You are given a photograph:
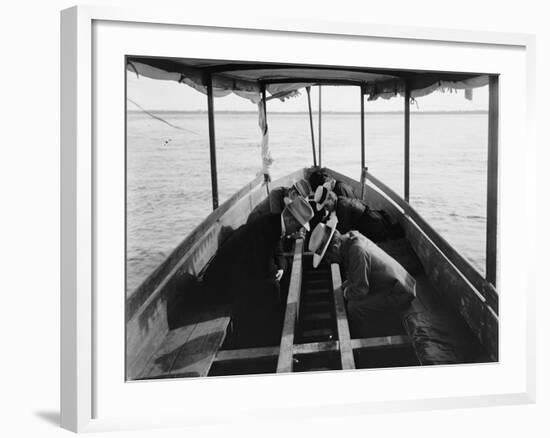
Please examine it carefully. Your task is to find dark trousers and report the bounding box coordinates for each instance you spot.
[346,285,415,338]
[230,279,282,348]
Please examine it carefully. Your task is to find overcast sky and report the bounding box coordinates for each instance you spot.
[126,71,488,113]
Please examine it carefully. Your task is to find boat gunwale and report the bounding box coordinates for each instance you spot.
[126,173,263,322]
[328,168,498,315]
[367,170,498,314]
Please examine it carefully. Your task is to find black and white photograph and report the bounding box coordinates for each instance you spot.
[3,0,547,435]
[125,56,499,380]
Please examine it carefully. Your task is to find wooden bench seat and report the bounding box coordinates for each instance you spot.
[138,305,231,379]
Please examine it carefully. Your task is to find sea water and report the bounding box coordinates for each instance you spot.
[126,111,488,295]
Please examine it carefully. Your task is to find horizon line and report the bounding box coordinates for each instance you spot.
[127,109,489,115]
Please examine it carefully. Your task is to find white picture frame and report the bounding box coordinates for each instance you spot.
[60,4,536,433]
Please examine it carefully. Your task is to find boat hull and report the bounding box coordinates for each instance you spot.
[126,167,498,379]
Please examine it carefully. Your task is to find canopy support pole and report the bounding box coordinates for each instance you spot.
[486,75,499,286]
[404,81,411,203]
[318,85,322,167]
[306,86,317,166]
[261,84,270,195]
[206,74,219,210]
[360,85,366,199]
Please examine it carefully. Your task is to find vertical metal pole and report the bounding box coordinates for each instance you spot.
[306,86,317,166]
[261,83,270,195]
[206,74,219,210]
[404,81,411,202]
[318,85,322,167]
[261,85,267,119]
[486,75,499,286]
[360,85,366,173]
[360,85,366,199]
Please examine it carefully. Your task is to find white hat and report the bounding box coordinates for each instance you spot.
[313,183,333,211]
[283,196,314,231]
[308,218,337,268]
[292,179,313,199]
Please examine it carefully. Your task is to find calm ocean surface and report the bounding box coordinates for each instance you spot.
[126,111,488,296]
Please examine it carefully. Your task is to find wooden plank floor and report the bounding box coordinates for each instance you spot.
[276,239,304,373]
[330,264,355,370]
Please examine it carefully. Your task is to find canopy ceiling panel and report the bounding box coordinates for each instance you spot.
[127,56,490,102]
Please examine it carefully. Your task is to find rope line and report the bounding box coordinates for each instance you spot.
[127,97,200,135]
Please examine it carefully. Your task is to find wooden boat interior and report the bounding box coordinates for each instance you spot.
[126,166,498,380]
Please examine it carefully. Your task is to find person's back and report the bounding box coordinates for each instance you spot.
[333,180,356,198]
[247,187,287,223]
[308,168,328,192]
[308,168,356,198]
[339,231,415,338]
[203,213,284,302]
[202,213,286,347]
[335,196,365,234]
[341,231,415,303]
[335,196,391,242]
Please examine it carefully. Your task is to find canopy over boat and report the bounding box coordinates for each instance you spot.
[127,56,489,103]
